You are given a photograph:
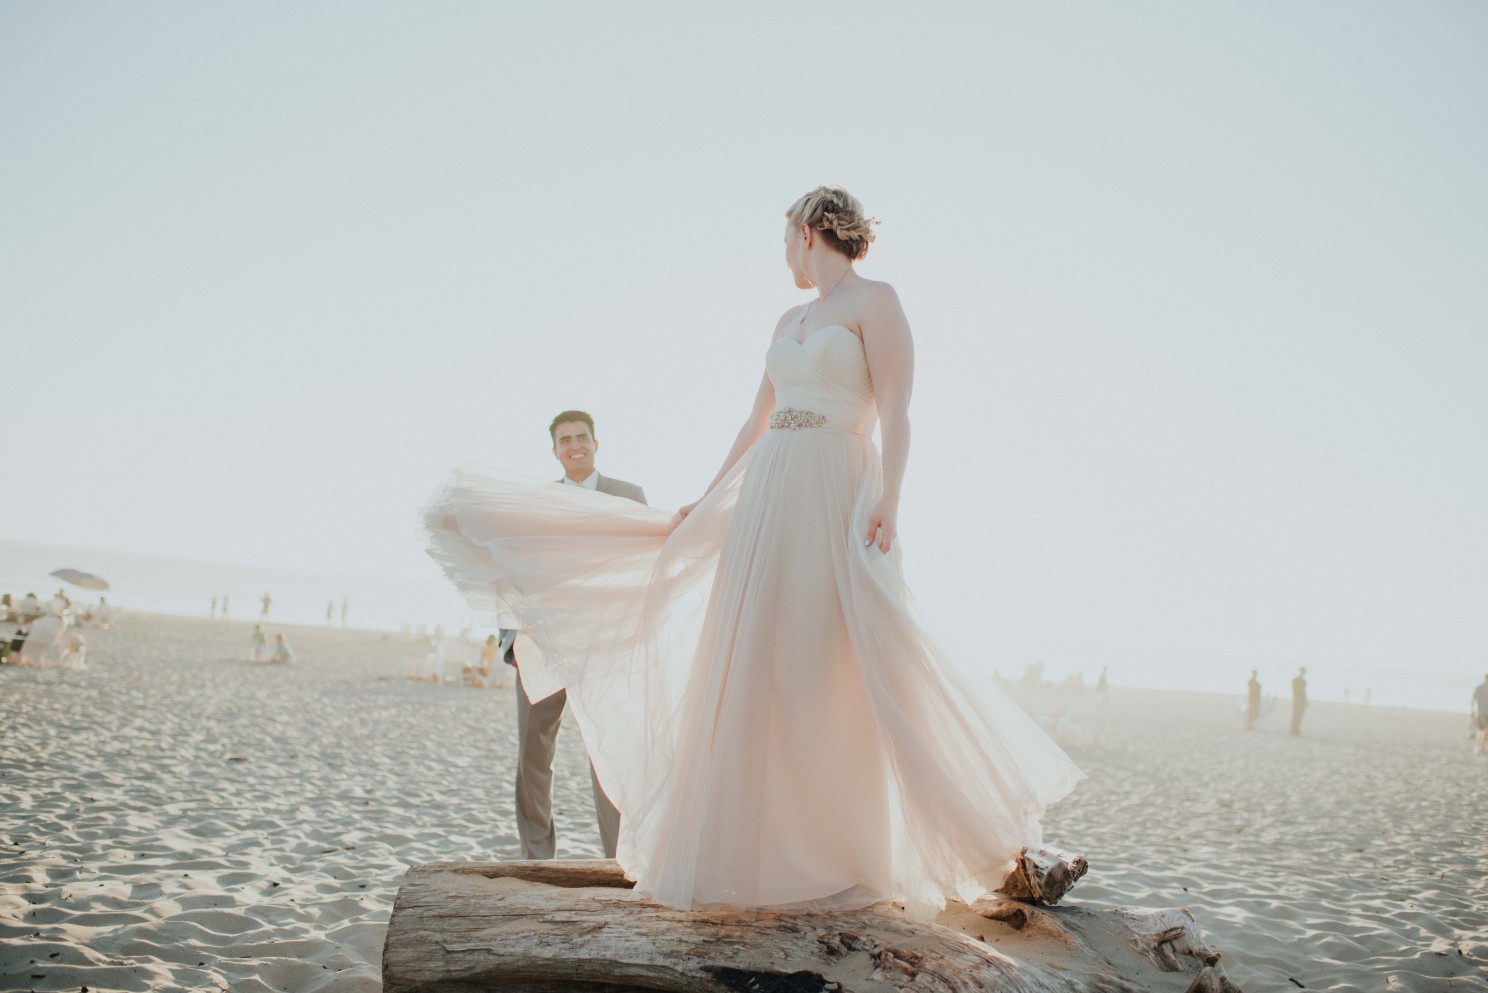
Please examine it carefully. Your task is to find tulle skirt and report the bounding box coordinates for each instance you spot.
[422,427,1082,919]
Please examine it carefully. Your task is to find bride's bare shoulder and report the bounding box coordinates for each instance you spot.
[853,276,901,304]
[772,304,809,340]
[851,278,908,327]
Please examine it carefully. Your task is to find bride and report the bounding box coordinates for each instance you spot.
[423,185,1082,919]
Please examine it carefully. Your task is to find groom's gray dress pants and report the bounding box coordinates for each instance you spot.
[514,667,621,859]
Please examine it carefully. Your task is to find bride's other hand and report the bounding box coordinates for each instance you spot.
[674,499,703,524]
[865,498,898,553]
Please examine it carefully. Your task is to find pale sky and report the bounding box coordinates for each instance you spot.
[3,2,1485,704]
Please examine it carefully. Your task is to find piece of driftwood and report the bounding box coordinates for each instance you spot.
[995,846,1089,905]
[1182,965,1241,993]
[1113,907,1220,972]
[383,860,1240,993]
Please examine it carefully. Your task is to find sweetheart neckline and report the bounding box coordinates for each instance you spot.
[778,324,862,349]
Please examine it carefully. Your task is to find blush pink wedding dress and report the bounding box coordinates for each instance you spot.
[422,323,1082,919]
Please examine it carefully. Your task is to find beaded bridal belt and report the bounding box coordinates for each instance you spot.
[769,407,829,430]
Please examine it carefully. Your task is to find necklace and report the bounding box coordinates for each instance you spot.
[796,268,852,327]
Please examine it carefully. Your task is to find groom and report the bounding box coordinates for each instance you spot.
[503,410,645,860]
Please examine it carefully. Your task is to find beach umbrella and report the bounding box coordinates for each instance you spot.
[49,568,110,591]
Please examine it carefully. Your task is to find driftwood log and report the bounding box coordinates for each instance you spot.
[383,860,1240,993]
[996,847,1089,905]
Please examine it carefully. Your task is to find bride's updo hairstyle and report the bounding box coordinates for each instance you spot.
[786,186,878,261]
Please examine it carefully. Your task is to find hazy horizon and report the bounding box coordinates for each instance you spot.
[4,3,1485,705]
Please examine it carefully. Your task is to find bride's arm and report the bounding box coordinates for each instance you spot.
[696,370,776,494]
[860,283,914,552]
[676,313,797,519]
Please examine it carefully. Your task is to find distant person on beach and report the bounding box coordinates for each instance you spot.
[461,635,499,687]
[1096,666,1108,696]
[249,624,269,663]
[1246,670,1261,731]
[210,596,218,618]
[222,595,230,618]
[326,599,334,625]
[260,592,272,618]
[7,623,31,665]
[500,410,643,860]
[340,596,348,628]
[0,594,13,623]
[271,633,295,665]
[1291,667,1308,736]
[58,630,87,668]
[476,634,498,684]
[20,592,41,622]
[1472,675,1488,756]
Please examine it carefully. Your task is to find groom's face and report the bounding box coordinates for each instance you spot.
[553,421,597,475]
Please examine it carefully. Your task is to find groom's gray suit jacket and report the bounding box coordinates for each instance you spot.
[500,472,646,666]
[586,473,647,506]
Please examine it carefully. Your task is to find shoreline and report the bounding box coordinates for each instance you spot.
[49,608,1488,719]
[4,536,1478,714]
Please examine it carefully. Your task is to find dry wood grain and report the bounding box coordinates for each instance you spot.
[383,860,1238,993]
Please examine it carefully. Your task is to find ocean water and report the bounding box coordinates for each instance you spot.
[0,538,476,635]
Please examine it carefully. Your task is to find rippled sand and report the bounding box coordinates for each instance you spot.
[1030,683,1488,991]
[0,614,602,992]
[1,613,1484,991]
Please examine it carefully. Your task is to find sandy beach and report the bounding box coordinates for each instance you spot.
[1,613,1484,992]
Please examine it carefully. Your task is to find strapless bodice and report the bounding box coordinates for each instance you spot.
[765,325,876,437]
